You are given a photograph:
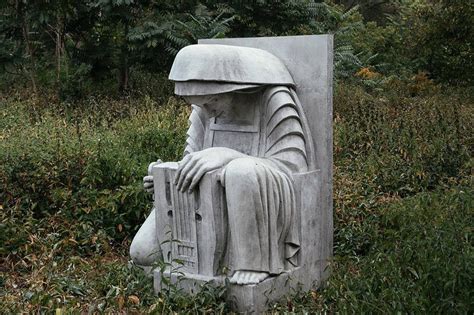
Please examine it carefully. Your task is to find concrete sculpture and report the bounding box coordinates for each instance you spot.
[130,35,333,312]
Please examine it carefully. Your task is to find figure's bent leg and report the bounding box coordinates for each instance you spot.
[223,158,273,284]
[130,208,161,267]
[224,158,267,271]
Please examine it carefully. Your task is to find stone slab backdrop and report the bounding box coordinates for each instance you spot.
[151,35,333,313]
[200,35,334,279]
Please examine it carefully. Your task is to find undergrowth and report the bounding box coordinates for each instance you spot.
[0,80,472,313]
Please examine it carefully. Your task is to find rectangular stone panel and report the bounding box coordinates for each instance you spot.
[199,35,334,275]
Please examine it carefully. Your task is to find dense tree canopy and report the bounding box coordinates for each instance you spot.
[0,0,472,97]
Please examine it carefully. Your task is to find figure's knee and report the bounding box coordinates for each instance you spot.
[224,158,259,186]
[130,209,161,266]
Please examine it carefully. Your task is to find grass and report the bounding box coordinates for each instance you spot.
[272,187,473,313]
[0,79,473,313]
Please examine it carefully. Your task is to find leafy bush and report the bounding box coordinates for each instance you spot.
[334,81,472,198]
[355,0,474,84]
[308,2,365,78]
[2,79,472,312]
[392,0,474,85]
[273,188,473,313]
[1,96,188,256]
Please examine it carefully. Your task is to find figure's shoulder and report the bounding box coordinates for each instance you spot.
[190,104,205,118]
[189,105,208,126]
[184,105,208,156]
[263,86,300,121]
[263,86,294,106]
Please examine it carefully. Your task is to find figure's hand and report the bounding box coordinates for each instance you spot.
[174,147,245,192]
[143,160,162,194]
[143,175,154,193]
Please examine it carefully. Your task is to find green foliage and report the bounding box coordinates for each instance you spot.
[57,63,93,102]
[396,0,473,85]
[307,2,366,78]
[350,0,474,84]
[1,0,474,312]
[273,188,473,313]
[269,81,473,313]
[2,80,472,313]
[334,81,472,197]
[1,96,188,250]
[130,4,235,58]
[167,4,235,55]
[1,0,473,92]
[225,0,316,37]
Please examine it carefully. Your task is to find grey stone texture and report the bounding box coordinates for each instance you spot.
[130,35,333,313]
[199,37,334,276]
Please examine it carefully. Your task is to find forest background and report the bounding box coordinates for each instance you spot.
[1,0,472,313]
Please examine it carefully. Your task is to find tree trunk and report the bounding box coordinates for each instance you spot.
[17,0,38,96]
[55,14,65,100]
[119,55,129,93]
[118,22,130,94]
[56,17,61,83]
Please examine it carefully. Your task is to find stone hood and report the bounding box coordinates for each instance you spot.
[169,44,295,87]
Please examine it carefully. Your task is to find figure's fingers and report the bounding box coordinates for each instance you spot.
[177,158,200,190]
[144,183,154,193]
[143,175,153,182]
[143,176,154,192]
[174,154,191,185]
[177,158,194,190]
[145,187,154,193]
[144,181,153,187]
[188,165,211,192]
[180,161,205,192]
[174,155,191,184]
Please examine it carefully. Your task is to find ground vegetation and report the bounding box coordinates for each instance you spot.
[1,0,472,313]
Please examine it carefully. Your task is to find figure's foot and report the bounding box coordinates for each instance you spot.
[229,270,269,285]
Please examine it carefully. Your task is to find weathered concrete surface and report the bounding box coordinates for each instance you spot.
[169,44,295,86]
[153,170,324,313]
[130,35,333,313]
[200,34,334,284]
[129,208,160,266]
[154,267,314,314]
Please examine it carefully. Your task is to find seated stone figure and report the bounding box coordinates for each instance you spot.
[130,44,315,285]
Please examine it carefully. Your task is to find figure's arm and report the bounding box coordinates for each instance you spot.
[174,147,285,193]
[143,105,207,193]
[174,147,246,192]
[174,89,310,192]
[184,105,207,156]
[263,88,309,174]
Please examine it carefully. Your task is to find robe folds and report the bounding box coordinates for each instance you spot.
[184,86,311,274]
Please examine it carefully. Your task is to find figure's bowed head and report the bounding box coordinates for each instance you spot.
[175,89,253,193]
[183,93,233,118]
[143,88,249,195]
[145,43,299,194]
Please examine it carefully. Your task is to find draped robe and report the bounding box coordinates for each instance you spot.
[184,86,310,274]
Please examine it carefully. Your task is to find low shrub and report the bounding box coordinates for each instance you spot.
[273,187,473,313]
[1,96,188,257]
[1,81,472,312]
[335,81,472,197]
[332,81,473,260]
